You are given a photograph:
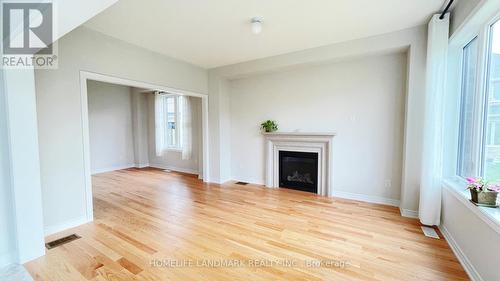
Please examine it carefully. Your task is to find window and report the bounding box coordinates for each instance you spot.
[456,19,500,185]
[483,20,500,184]
[166,95,179,148]
[457,37,479,178]
[155,93,183,155]
[155,93,193,158]
[486,121,500,145]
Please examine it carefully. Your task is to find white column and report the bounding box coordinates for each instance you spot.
[265,138,273,187]
[2,68,45,263]
[131,89,149,167]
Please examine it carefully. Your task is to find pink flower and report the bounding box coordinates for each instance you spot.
[466,177,478,184]
[488,185,500,192]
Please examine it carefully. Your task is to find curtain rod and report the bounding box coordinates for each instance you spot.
[439,0,454,20]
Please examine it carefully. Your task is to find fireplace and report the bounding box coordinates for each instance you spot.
[279,151,318,193]
[264,132,335,196]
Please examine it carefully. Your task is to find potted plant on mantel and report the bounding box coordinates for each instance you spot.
[261,120,278,133]
[466,177,500,207]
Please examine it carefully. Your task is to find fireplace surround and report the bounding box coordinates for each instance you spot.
[264,132,335,196]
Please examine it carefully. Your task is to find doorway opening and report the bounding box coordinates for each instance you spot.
[79,71,209,221]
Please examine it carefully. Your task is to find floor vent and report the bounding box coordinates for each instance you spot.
[421,226,440,239]
[45,234,81,249]
[235,181,249,185]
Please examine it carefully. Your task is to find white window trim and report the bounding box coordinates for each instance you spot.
[457,36,480,178]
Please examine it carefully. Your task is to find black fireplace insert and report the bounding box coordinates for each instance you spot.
[279,151,318,193]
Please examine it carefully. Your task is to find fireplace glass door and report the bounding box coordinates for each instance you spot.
[279,151,318,193]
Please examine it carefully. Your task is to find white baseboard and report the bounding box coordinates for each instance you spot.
[400,208,419,218]
[44,216,90,237]
[208,177,222,184]
[226,180,401,208]
[149,163,199,175]
[91,163,136,175]
[0,252,15,268]
[0,263,34,281]
[439,225,483,281]
[135,163,150,168]
[219,177,233,184]
[331,190,400,207]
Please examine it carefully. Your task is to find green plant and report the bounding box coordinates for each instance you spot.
[260,120,278,133]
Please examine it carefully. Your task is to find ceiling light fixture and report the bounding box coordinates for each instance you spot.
[251,17,263,34]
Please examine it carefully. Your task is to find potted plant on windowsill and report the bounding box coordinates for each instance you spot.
[466,177,500,208]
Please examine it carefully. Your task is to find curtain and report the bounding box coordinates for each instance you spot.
[154,92,167,157]
[419,14,449,226]
[179,95,192,160]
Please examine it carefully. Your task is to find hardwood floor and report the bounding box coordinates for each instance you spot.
[25,168,469,281]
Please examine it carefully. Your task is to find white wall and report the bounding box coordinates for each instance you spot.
[229,53,406,201]
[441,187,500,281]
[2,68,46,263]
[35,26,207,232]
[87,81,135,174]
[450,0,482,36]
[131,88,150,168]
[53,0,119,40]
[0,70,16,267]
[147,95,202,174]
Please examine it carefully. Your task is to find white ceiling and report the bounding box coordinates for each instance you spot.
[84,0,445,68]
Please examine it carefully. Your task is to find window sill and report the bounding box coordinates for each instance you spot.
[442,178,500,234]
[166,148,183,153]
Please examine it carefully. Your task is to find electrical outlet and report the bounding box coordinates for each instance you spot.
[384,180,392,188]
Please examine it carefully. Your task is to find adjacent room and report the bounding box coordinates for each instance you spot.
[1,0,499,281]
[86,80,203,177]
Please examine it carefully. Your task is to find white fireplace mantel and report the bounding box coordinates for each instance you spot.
[263,132,336,196]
